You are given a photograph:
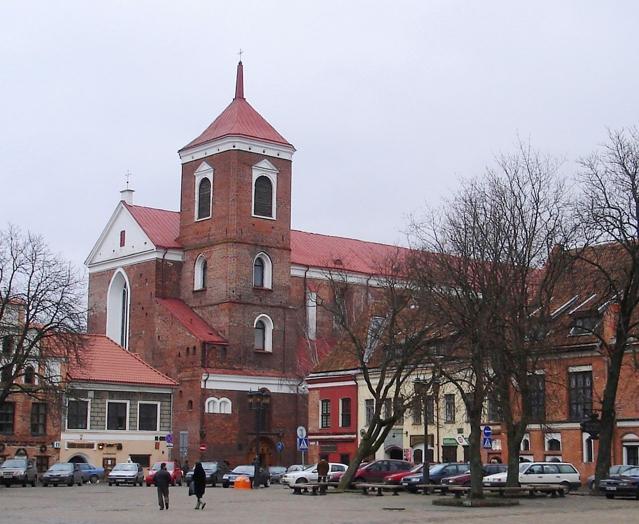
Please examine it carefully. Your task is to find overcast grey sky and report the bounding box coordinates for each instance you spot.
[1,1,638,270]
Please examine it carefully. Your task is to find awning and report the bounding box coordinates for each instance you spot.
[442,438,458,446]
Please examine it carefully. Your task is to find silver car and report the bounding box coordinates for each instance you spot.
[107,463,144,486]
[0,457,38,487]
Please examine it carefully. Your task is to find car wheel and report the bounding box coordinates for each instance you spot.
[605,493,614,499]
[211,480,216,488]
[108,482,113,486]
[560,481,571,494]
[42,482,48,487]
[146,482,151,487]
[90,475,98,484]
[264,478,270,488]
[295,478,308,484]
[31,479,37,487]
[22,481,27,487]
[178,479,182,486]
[223,482,229,488]
[53,483,58,487]
[77,480,82,486]
[68,479,74,487]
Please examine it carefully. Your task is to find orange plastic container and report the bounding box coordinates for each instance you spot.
[234,475,251,489]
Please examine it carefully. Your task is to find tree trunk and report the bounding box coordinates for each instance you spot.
[506,423,525,487]
[468,422,484,498]
[338,437,374,490]
[594,339,625,489]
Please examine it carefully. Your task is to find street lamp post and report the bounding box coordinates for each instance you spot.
[248,388,271,489]
[416,375,440,488]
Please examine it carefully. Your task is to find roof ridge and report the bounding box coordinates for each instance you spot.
[125,202,179,214]
[292,229,409,250]
[120,344,178,386]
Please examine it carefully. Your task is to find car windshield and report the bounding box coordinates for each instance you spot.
[519,463,531,473]
[1,459,26,468]
[409,464,423,473]
[151,463,173,471]
[429,465,445,474]
[113,464,138,471]
[622,467,639,477]
[231,466,254,474]
[202,462,218,470]
[269,466,286,474]
[303,464,317,472]
[49,464,73,471]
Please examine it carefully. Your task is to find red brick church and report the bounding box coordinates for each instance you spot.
[85,61,389,466]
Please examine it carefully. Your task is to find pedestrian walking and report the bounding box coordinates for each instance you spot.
[192,462,207,510]
[155,462,172,510]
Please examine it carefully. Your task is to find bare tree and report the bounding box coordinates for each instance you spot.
[0,225,86,406]
[314,254,439,490]
[410,144,571,495]
[574,128,639,489]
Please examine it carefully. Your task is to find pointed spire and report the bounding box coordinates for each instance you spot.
[234,61,244,100]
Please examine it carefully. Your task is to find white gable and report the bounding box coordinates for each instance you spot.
[85,203,155,269]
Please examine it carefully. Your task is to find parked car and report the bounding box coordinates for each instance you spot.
[441,463,507,488]
[76,463,105,484]
[108,463,144,486]
[280,462,348,486]
[600,466,639,499]
[145,461,182,486]
[348,459,413,483]
[588,465,636,490]
[268,466,287,484]
[483,462,581,491]
[222,465,270,488]
[0,457,38,487]
[184,461,229,487]
[384,463,423,484]
[286,464,305,474]
[42,463,83,487]
[400,463,470,492]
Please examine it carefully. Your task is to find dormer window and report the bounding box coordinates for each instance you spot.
[570,315,599,336]
[194,161,214,221]
[251,159,278,219]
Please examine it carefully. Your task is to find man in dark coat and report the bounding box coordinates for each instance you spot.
[155,463,172,510]
[192,462,206,510]
[317,458,329,495]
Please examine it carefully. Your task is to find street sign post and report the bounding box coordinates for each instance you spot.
[483,426,492,438]
[165,433,173,445]
[296,426,307,439]
[482,437,493,449]
[297,436,309,467]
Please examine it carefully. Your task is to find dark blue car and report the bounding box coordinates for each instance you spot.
[601,466,639,499]
[76,463,105,483]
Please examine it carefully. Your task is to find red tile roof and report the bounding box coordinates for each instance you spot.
[157,298,227,344]
[125,203,180,249]
[290,230,410,275]
[180,62,291,151]
[123,204,407,276]
[68,335,177,387]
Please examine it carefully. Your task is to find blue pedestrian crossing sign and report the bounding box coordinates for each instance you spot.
[297,437,309,451]
[482,437,493,449]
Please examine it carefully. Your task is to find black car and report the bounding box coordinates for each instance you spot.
[185,461,230,487]
[268,466,287,484]
[600,466,639,499]
[42,463,83,487]
[222,465,271,488]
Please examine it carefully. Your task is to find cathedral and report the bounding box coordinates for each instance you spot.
[85,61,395,466]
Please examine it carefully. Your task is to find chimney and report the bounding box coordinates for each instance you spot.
[120,188,135,205]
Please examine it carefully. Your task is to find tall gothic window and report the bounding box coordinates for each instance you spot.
[253,315,273,352]
[107,270,130,349]
[194,255,207,290]
[253,257,264,287]
[254,320,266,350]
[252,253,272,289]
[197,177,212,219]
[253,176,273,217]
[569,370,592,420]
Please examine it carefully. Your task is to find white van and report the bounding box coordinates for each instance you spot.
[483,462,581,490]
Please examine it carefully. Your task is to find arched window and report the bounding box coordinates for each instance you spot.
[187,400,193,411]
[106,269,130,349]
[24,366,35,385]
[253,176,273,217]
[253,252,272,289]
[197,178,211,219]
[547,438,561,451]
[194,161,213,220]
[194,255,207,290]
[205,398,219,413]
[219,398,232,414]
[254,314,273,352]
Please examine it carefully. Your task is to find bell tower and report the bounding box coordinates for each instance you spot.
[177,61,296,372]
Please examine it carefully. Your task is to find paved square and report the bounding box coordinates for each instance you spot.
[1,483,638,524]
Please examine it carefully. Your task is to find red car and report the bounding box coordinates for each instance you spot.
[384,463,423,484]
[145,461,183,487]
[440,463,507,489]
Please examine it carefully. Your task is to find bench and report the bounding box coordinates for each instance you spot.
[355,483,404,496]
[289,481,338,495]
[413,483,446,494]
[449,484,566,499]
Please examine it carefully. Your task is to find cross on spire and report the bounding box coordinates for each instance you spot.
[238,48,243,63]
[125,170,132,189]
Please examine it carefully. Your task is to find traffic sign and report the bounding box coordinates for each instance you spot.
[482,437,493,449]
[276,441,285,453]
[297,437,309,451]
[483,426,492,438]
[296,426,307,439]
[165,433,173,445]
[455,435,467,446]
[199,443,207,452]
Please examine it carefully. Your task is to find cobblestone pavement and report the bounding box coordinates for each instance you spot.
[1,483,638,524]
